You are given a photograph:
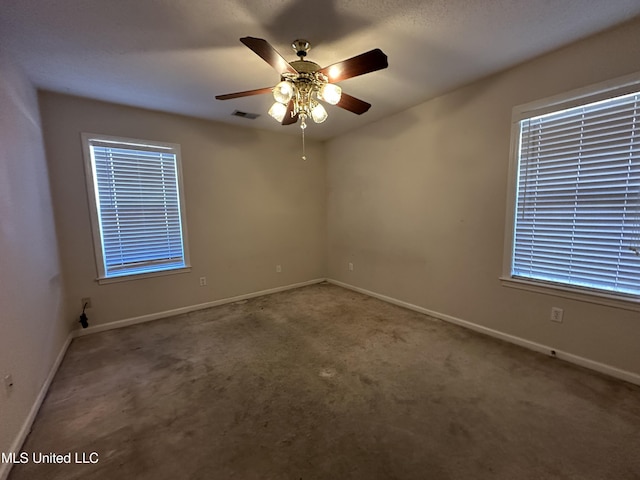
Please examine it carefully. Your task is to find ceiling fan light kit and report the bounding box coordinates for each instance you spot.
[216,37,388,159]
[267,41,341,128]
[267,101,288,122]
[272,80,294,104]
[319,83,342,105]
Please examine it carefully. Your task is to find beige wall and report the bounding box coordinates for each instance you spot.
[326,19,640,375]
[0,53,70,460]
[39,93,326,326]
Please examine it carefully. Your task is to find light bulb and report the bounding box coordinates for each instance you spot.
[311,103,328,123]
[319,83,342,105]
[273,81,294,104]
[268,102,287,122]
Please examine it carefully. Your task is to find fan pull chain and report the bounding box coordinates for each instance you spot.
[300,114,307,160]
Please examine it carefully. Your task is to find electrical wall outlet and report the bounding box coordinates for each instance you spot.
[276,265,282,273]
[348,262,354,271]
[4,374,14,394]
[199,276,207,287]
[81,297,92,309]
[550,307,564,323]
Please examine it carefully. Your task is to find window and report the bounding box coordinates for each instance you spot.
[82,133,190,283]
[504,76,640,304]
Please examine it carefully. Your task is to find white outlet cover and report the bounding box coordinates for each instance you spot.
[550,307,564,322]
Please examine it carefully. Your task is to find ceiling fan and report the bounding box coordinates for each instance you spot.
[216,37,388,132]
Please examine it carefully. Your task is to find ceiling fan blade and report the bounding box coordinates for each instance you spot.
[282,100,298,125]
[215,87,273,100]
[240,37,298,75]
[336,93,371,115]
[318,49,388,82]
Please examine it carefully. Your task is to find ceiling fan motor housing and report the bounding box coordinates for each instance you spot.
[289,60,322,74]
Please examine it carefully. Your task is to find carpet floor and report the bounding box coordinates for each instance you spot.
[8,283,640,479]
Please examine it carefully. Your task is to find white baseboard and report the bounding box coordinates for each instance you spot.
[74,278,326,337]
[0,332,74,480]
[327,279,640,387]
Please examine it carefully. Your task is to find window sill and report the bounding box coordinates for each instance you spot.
[499,276,640,312]
[97,266,192,285]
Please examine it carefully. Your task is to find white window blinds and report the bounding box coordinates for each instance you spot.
[513,91,640,297]
[87,138,188,278]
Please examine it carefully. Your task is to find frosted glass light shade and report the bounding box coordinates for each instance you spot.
[320,83,342,105]
[273,81,294,104]
[311,103,328,123]
[268,102,287,122]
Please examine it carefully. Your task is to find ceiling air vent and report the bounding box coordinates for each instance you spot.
[232,110,260,120]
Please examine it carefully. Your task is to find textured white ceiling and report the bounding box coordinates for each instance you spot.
[2,0,639,139]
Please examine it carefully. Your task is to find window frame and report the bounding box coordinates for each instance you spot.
[501,72,640,312]
[81,133,191,284]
